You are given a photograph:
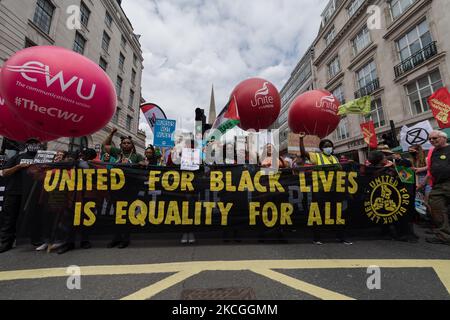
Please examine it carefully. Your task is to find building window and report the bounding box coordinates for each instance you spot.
[328,56,340,79]
[80,2,91,28]
[397,20,433,62]
[126,116,133,131]
[119,53,125,71]
[133,54,138,67]
[356,60,378,92]
[113,107,120,124]
[116,76,123,97]
[102,31,111,52]
[335,117,350,141]
[325,27,336,46]
[121,35,127,49]
[128,90,135,107]
[365,98,386,128]
[33,0,55,34]
[99,57,108,71]
[69,137,88,153]
[321,0,336,25]
[105,11,113,28]
[390,0,416,20]
[332,85,345,104]
[406,70,443,115]
[352,26,371,56]
[73,32,86,54]
[131,69,137,84]
[348,0,365,17]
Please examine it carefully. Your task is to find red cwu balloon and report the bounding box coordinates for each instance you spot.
[1,46,117,137]
[0,68,60,142]
[288,89,341,139]
[231,78,281,131]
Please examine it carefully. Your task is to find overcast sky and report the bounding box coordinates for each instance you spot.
[122,0,328,144]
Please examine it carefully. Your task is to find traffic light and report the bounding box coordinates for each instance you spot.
[195,108,208,135]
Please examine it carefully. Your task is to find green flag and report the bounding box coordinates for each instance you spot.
[395,166,416,184]
[338,96,372,116]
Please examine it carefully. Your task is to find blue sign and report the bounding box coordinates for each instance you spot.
[153,119,176,147]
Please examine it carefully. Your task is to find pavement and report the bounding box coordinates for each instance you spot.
[0,225,449,300]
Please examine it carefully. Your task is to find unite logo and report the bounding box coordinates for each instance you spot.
[6,61,96,101]
[315,95,338,113]
[251,82,274,108]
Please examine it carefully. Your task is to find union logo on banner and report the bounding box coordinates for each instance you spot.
[428,87,450,129]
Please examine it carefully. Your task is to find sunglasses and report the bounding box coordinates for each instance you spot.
[429,137,441,141]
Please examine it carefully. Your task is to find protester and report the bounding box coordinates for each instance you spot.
[57,148,97,254]
[298,134,352,245]
[53,150,67,163]
[0,139,41,253]
[299,133,339,166]
[425,131,450,245]
[367,151,418,242]
[140,145,159,167]
[35,150,69,252]
[103,128,144,165]
[260,144,288,169]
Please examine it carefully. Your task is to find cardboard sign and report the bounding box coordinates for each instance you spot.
[288,133,320,154]
[181,148,201,171]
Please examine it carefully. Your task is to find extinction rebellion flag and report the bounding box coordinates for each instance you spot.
[208,95,240,141]
[428,87,450,129]
[360,121,378,149]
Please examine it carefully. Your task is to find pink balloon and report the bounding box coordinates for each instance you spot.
[1,46,117,137]
[0,68,59,142]
[231,78,281,131]
[288,90,341,139]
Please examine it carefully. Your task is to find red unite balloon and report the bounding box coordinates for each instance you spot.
[231,78,281,131]
[1,46,117,137]
[0,68,59,142]
[288,89,341,139]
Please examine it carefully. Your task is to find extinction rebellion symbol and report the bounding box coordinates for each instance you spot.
[364,176,410,224]
[406,128,429,145]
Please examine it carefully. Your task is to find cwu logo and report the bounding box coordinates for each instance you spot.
[6,61,96,101]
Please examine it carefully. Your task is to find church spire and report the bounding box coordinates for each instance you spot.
[208,85,217,125]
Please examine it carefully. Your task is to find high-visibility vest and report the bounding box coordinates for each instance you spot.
[316,153,339,166]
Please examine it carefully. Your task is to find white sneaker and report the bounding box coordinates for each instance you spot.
[181,233,189,244]
[36,243,49,252]
[188,233,196,244]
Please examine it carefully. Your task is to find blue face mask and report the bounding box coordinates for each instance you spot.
[323,148,333,156]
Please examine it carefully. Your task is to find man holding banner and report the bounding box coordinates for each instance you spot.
[0,139,40,253]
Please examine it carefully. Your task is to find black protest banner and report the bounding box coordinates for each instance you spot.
[15,162,415,238]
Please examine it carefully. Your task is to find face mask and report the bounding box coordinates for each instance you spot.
[323,148,333,156]
[26,144,41,153]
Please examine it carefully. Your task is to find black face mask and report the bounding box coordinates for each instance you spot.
[26,144,41,154]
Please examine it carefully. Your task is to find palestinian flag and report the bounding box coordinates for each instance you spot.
[207,95,240,141]
[395,166,415,184]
